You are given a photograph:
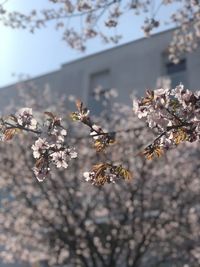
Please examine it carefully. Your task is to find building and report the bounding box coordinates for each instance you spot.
[0,28,200,114]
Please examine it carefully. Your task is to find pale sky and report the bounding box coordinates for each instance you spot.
[0,0,179,87]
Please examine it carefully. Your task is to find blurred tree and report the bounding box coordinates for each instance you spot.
[0,87,200,267]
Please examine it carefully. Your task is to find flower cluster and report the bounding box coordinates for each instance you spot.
[83,163,132,186]
[168,0,200,63]
[90,124,115,152]
[71,100,116,152]
[134,84,200,159]
[15,108,37,130]
[0,108,77,182]
[71,100,90,122]
[71,101,132,184]
[0,108,39,142]
[32,112,77,181]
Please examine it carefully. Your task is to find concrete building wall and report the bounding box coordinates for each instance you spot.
[0,28,200,113]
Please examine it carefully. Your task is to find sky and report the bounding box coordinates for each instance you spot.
[0,0,179,87]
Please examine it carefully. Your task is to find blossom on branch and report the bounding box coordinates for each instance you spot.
[32,138,49,159]
[83,162,132,186]
[0,108,77,182]
[16,108,37,130]
[51,151,68,168]
[134,84,200,159]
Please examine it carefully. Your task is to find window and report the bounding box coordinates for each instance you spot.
[166,59,186,74]
[165,58,188,88]
[88,69,111,115]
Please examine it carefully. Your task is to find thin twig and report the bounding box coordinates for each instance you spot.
[4,122,42,134]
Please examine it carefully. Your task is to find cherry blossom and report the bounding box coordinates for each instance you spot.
[0,106,77,182]
[133,84,200,159]
[32,138,49,159]
[16,108,37,130]
[51,151,69,168]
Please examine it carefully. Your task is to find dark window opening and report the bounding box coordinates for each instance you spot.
[88,69,111,115]
[165,58,188,88]
[166,59,186,75]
